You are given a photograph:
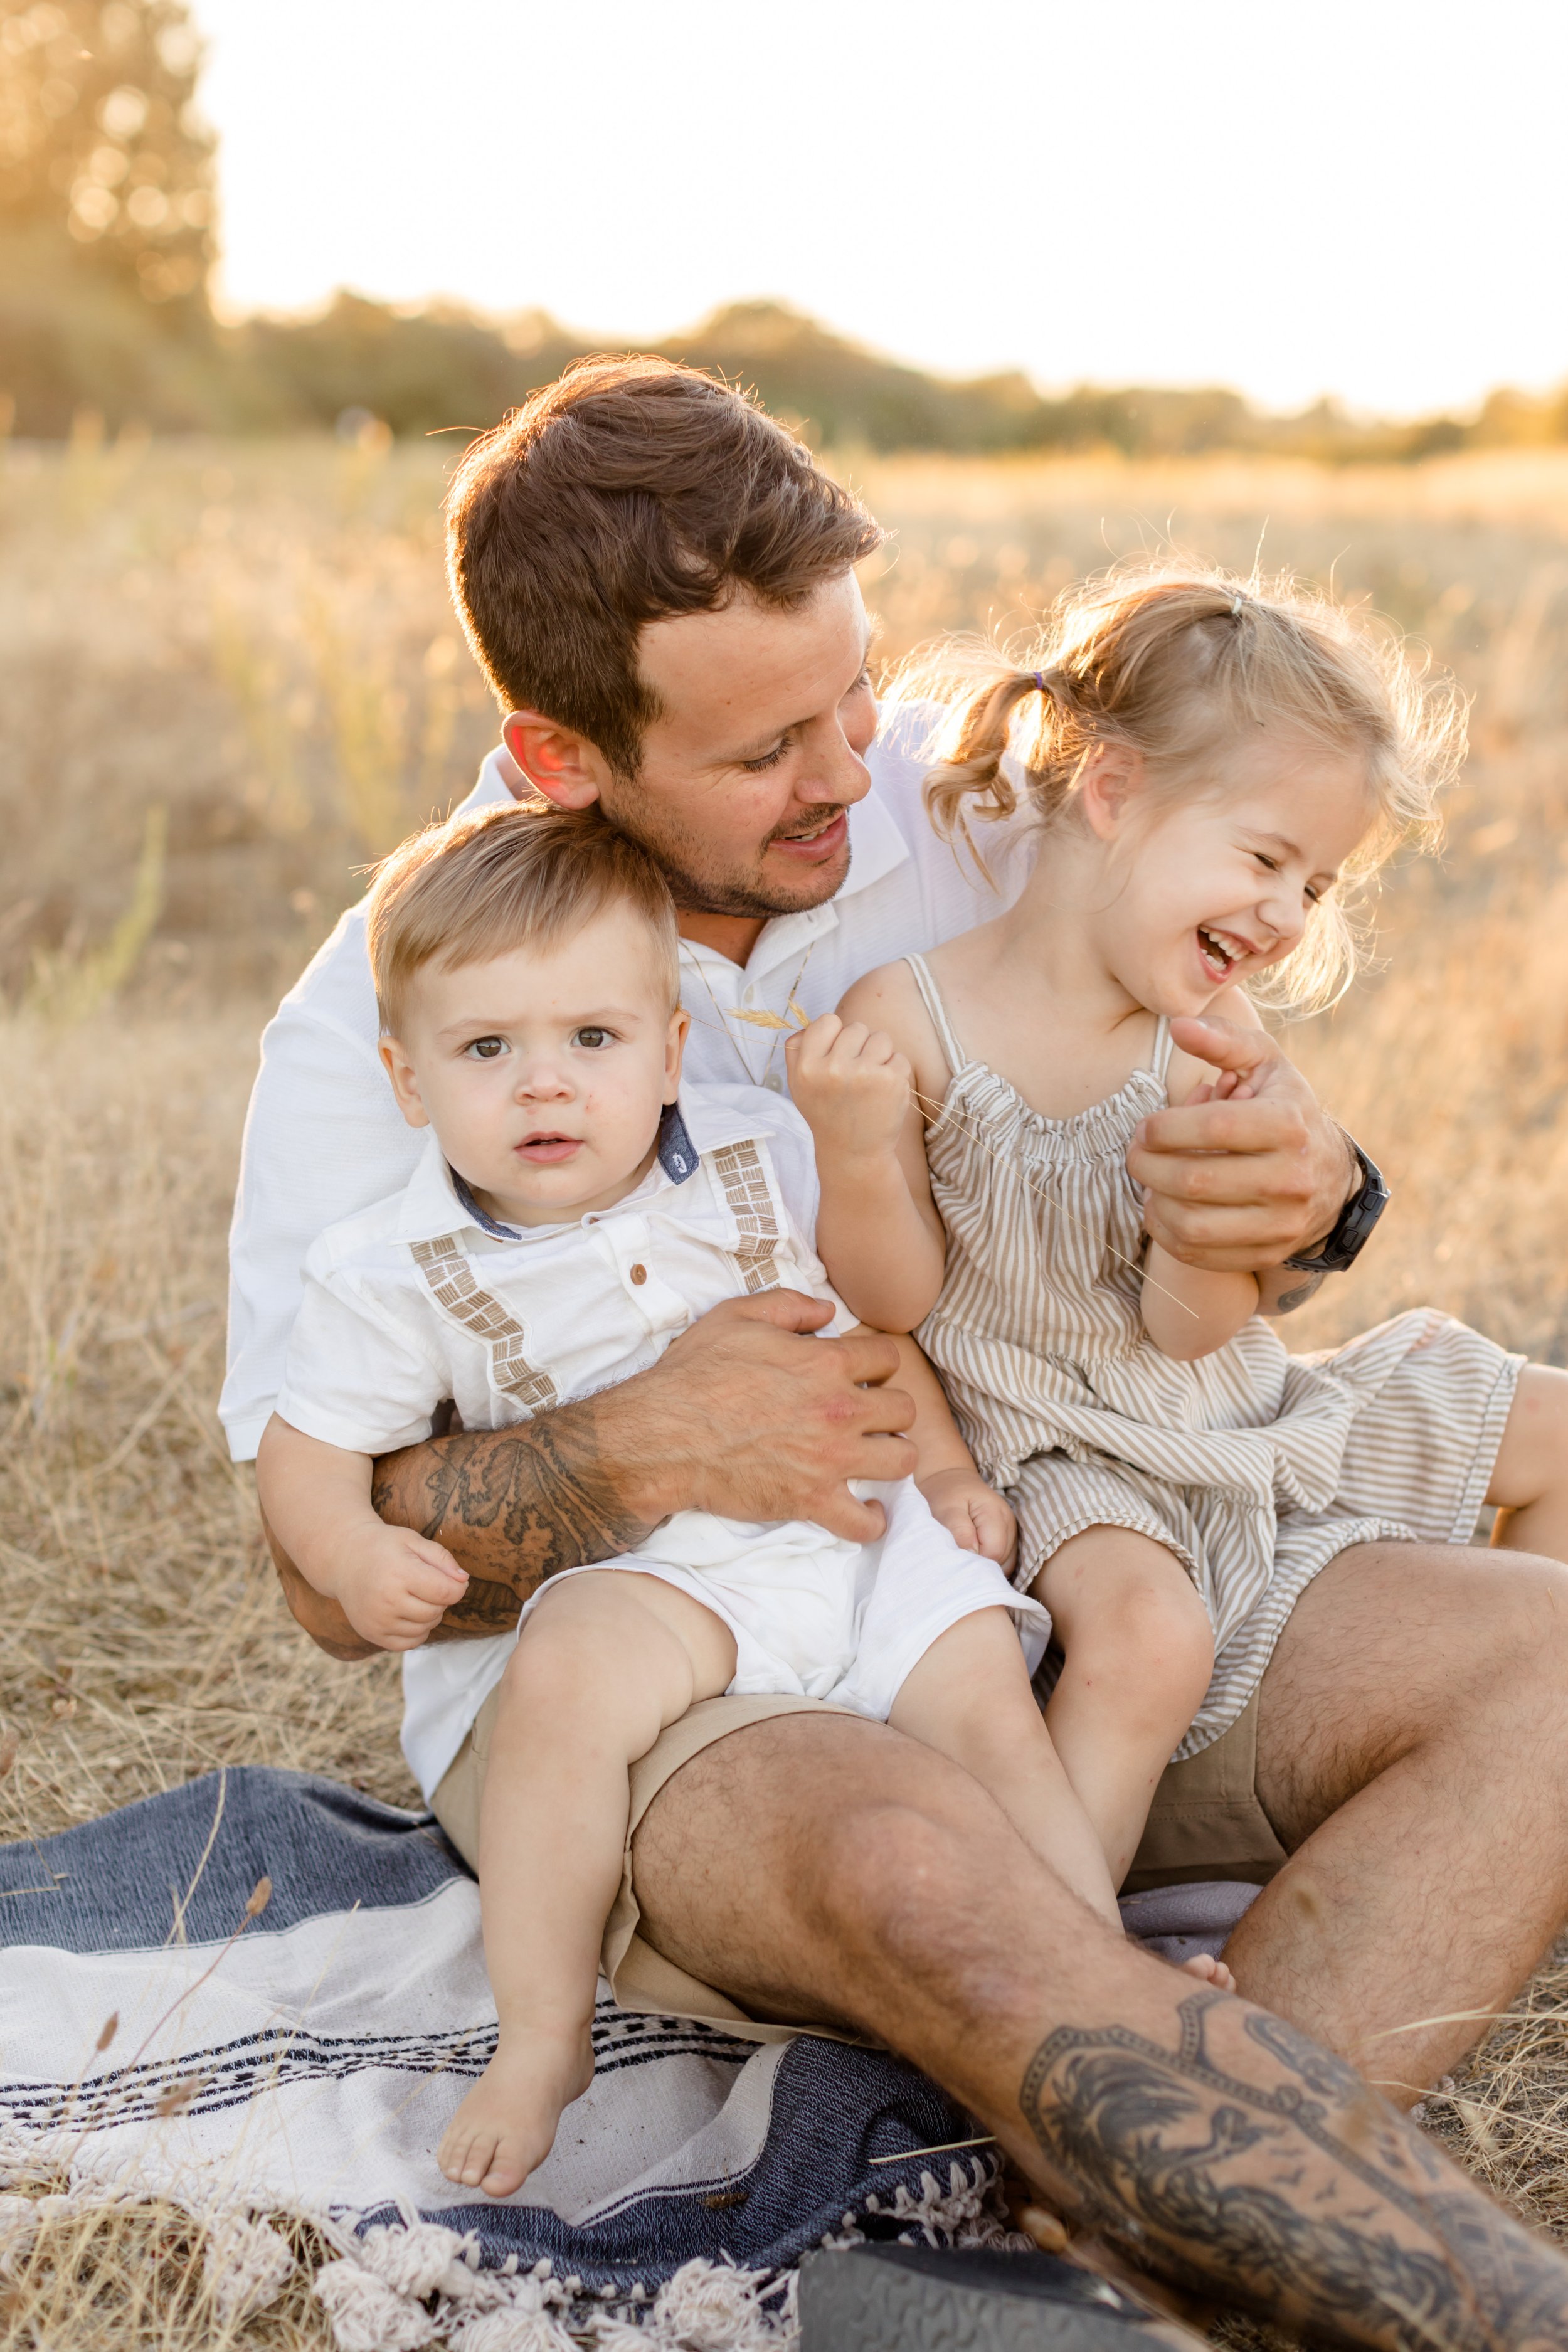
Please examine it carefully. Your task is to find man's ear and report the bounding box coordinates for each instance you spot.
[379,1036,430,1130]
[1077,741,1145,842]
[664,1005,691,1103]
[502,711,611,810]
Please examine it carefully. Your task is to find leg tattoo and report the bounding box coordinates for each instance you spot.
[1021,1992,1568,2349]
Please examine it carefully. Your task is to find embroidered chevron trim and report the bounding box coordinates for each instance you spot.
[710,1139,781,1294]
[410,1234,558,1410]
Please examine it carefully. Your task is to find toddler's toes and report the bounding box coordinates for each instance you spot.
[1178,1952,1236,1993]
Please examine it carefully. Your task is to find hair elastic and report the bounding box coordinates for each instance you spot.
[1032,670,1049,692]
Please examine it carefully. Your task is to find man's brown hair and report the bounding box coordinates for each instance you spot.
[366,802,680,1035]
[444,358,884,778]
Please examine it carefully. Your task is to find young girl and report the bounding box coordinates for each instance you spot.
[788,566,1568,1913]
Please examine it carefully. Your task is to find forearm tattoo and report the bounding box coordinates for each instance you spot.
[1021,1992,1568,2348]
[1274,1269,1327,1316]
[371,1404,658,1628]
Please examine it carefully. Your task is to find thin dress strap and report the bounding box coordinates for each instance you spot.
[903,953,967,1078]
[1149,1014,1175,1086]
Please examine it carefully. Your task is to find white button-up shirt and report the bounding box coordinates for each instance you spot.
[277,1088,852,1460]
[221,702,1033,1460]
[275,1085,857,1797]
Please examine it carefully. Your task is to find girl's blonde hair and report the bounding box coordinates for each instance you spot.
[899,564,1466,1015]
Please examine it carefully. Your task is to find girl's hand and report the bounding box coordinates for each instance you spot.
[918,1466,1017,1569]
[1185,1069,1256,1106]
[786,1013,913,1161]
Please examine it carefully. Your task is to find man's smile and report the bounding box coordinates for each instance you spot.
[765,809,849,865]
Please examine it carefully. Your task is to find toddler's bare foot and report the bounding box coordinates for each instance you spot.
[438,2021,595,2198]
[1179,1952,1236,1993]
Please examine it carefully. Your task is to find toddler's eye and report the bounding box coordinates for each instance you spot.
[1252,850,1281,874]
[574,1025,612,1049]
[465,1036,507,1060]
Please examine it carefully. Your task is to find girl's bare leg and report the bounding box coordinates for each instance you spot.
[889,1609,1123,1927]
[1489,1365,1568,1560]
[1032,1528,1214,1888]
[437,1570,736,2198]
[890,1609,1231,1986]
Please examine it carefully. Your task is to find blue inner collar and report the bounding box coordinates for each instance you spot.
[449,1101,700,1240]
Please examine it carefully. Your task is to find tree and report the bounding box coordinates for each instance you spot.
[0,0,215,315]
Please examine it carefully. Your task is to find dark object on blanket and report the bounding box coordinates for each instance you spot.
[798,2241,1208,2350]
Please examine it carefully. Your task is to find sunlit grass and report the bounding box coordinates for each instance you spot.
[5,435,1568,2338]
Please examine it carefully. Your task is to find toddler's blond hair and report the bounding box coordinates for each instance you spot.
[366,802,680,1035]
[899,564,1466,1014]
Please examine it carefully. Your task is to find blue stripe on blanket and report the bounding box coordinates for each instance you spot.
[0,1769,983,2293]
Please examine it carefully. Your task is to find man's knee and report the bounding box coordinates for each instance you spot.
[803,1783,1009,1960]
[1258,1544,1568,1840]
[1459,1549,1568,1700]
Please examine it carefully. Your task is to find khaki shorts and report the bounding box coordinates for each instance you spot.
[429,1681,1285,2042]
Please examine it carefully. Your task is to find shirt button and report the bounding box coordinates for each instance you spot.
[630,1263,648,1285]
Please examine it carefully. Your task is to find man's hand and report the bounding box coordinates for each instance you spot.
[642,1292,918,1541]
[1128,1015,1357,1274]
[359,1288,917,1629]
[918,1466,1017,1568]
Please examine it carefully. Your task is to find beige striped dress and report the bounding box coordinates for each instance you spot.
[906,955,1523,1758]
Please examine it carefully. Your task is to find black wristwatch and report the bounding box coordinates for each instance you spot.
[1281,1137,1389,1275]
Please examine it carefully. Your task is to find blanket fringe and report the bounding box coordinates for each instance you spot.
[0,2142,1019,2343]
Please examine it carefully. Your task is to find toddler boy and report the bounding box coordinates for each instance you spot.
[257,802,1055,2198]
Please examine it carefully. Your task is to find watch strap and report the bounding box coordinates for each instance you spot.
[1281,1139,1389,1275]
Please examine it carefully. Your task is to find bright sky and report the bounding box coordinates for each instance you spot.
[191,0,1567,418]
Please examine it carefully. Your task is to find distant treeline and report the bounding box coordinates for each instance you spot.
[4,0,1565,464]
[5,257,1568,464]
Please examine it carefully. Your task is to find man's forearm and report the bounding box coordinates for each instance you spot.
[371,1396,663,1612]
[1256,1264,1327,1318]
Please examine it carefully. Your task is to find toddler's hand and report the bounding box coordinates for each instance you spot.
[324,1523,469,1651]
[1184,1071,1256,1106]
[919,1467,1017,1569]
[786,1014,912,1160]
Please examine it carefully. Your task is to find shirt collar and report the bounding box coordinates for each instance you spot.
[401,1104,702,1246]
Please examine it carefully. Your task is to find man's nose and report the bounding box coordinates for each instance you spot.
[804,709,873,807]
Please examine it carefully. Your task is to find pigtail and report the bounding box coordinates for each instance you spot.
[918,656,1089,866]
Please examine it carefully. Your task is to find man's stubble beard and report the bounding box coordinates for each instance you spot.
[598,790,852,922]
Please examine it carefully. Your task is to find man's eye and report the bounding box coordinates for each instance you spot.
[574,1026,612,1049]
[465,1036,507,1059]
[741,744,787,774]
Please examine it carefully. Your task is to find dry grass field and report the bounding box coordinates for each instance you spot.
[4,431,1568,2342]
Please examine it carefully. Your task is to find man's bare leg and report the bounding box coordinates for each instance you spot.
[630,1712,1568,2347]
[1229,1539,1568,2099]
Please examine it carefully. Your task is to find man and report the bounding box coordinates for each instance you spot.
[225,359,1568,2343]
